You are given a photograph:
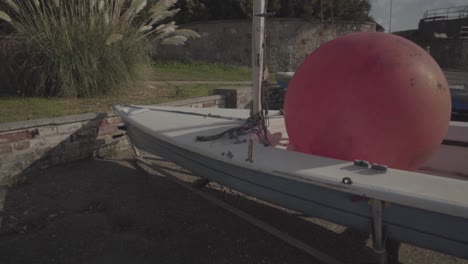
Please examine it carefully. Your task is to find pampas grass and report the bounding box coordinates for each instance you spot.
[0,0,199,97]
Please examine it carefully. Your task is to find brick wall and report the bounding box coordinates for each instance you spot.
[0,112,129,185]
[0,95,225,185]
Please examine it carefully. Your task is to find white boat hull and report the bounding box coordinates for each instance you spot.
[115,105,468,259]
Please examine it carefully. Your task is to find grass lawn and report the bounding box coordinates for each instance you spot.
[0,84,218,123]
[148,60,252,81]
[0,61,259,124]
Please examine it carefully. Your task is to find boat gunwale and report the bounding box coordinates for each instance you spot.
[115,105,468,219]
[123,119,468,259]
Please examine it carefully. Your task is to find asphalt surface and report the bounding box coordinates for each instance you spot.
[0,154,466,264]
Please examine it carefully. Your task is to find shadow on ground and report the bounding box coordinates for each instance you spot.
[0,155,466,264]
[0,158,317,264]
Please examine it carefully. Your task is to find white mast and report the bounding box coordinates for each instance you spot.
[251,0,266,116]
[389,0,393,33]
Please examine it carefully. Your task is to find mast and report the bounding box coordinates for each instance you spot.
[251,0,266,116]
[389,0,393,33]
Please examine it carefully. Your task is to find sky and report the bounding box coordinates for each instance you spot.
[369,0,468,32]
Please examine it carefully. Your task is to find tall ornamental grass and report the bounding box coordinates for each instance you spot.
[0,0,199,97]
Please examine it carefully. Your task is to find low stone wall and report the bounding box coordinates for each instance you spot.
[0,112,130,186]
[0,95,225,185]
[214,84,284,110]
[214,87,251,109]
[0,89,289,185]
[158,95,225,108]
[157,18,376,72]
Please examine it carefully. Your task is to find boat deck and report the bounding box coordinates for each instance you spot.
[139,105,468,179]
[125,105,468,219]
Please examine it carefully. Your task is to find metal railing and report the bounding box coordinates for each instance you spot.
[423,6,468,21]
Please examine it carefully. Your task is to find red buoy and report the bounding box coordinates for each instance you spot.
[284,32,451,170]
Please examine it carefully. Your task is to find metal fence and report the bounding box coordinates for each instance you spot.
[423,6,468,22]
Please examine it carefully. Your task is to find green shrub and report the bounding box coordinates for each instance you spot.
[0,0,199,97]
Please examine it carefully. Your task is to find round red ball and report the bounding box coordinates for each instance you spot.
[284,32,451,170]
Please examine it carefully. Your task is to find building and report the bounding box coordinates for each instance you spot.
[394,6,468,70]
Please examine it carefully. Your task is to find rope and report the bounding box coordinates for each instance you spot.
[195,112,271,147]
[119,105,245,121]
[114,104,271,146]
[260,0,271,146]
[198,0,272,147]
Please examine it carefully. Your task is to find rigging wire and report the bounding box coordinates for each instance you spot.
[256,0,271,146]
[195,0,273,147]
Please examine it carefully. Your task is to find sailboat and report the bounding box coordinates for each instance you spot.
[115,1,468,263]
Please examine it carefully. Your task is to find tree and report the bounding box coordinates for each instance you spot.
[297,0,373,21]
[172,0,372,23]
[239,0,282,19]
[173,0,248,23]
[332,0,371,21]
[0,0,199,97]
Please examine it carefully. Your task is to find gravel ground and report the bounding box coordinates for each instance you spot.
[0,154,466,264]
